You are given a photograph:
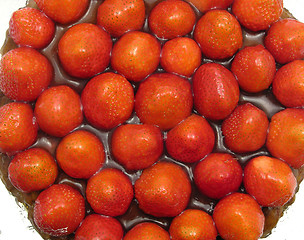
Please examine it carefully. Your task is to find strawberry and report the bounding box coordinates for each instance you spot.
[34,0,89,24]
[272,60,304,107]
[0,102,37,154]
[124,222,170,240]
[33,184,85,237]
[166,114,215,163]
[0,47,53,102]
[264,19,304,64]
[97,0,145,37]
[34,85,83,137]
[56,130,105,179]
[148,0,196,40]
[266,108,304,169]
[8,148,58,193]
[192,63,239,121]
[169,209,218,240]
[135,161,191,217]
[222,103,269,153]
[81,72,134,130]
[194,153,243,200]
[244,156,297,207]
[213,193,265,240]
[184,0,233,13]
[75,214,124,240]
[231,45,276,93]
[194,10,243,60]
[111,31,161,82]
[111,124,163,170]
[9,7,55,49]
[232,0,283,32]
[86,168,133,216]
[58,23,112,79]
[135,73,193,130]
[160,37,202,77]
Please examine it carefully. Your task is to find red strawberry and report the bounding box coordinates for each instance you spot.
[148,0,196,40]
[193,63,239,121]
[34,85,83,137]
[232,0,283,31]
[34,0,89,24]
[266,108,304,169]
[272,60,304,107]
[0,102,37,154]
[58,23,112,79]
[56,130,105,179]
[194,153,243,200]
[135,73,193,130]
[111,124,163,170]
[81,72,134,130]
[97,0,145,37]
[124,222,170,240]
[111,31,161,82]
[194,10,243,60]
[231,45,276,93]
[244,156,297,207]
[9,7,55,49]
[160,37,202,77]
[184,0,233,13]
[166,114,215,163]
[213,193,265,240]
[264,19,304,64]
[222,103,269,153]
[86,168,133,216]
[33,184,85,237]
[0,47,53,102]
[135,161,191,217]
[8,148,58,192]
[75,214,124,240]
[169,209,218,240]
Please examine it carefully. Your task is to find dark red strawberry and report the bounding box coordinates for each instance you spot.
[185,0,233,13]
[124,222,170,240]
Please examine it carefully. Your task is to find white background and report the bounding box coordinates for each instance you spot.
[0,0,303,239]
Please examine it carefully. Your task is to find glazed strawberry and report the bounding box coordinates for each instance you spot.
[232,0,283,31]
[34,85,83,137]
[111,124,163,170]
[8,148,58,193]
[166,114,215,163]
[272,60,304,107]
[97,0,145,37]
[0,47,53,102]
[266,108,304,169]
[135,161,191,217]
[34,0,89,24]
[86,168,133,216]
[135,73,193,130]
[56,130,105,179]
[264,19,304,64]
[222,103,269,153]
[75,214,124,240]
[185,0,233,13]
[244,156,297,207]
[213,193,265,240]
[0,102,37,154]
[148,0,196,40]
[160,37,202,77]
[169,209,218,240]
[81,72,134,130]
[111,31,161,82]
[124,222,170,240]
[9,7,55,49]
[231,45,276,93]
[194,153,243,200]
[58,23,112,79]
[194,10,243,60]
[193,63,239,121]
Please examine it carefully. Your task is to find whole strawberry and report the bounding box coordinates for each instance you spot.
[124,222,170,240]
[185,0,233,13]
[34,184,85,237]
